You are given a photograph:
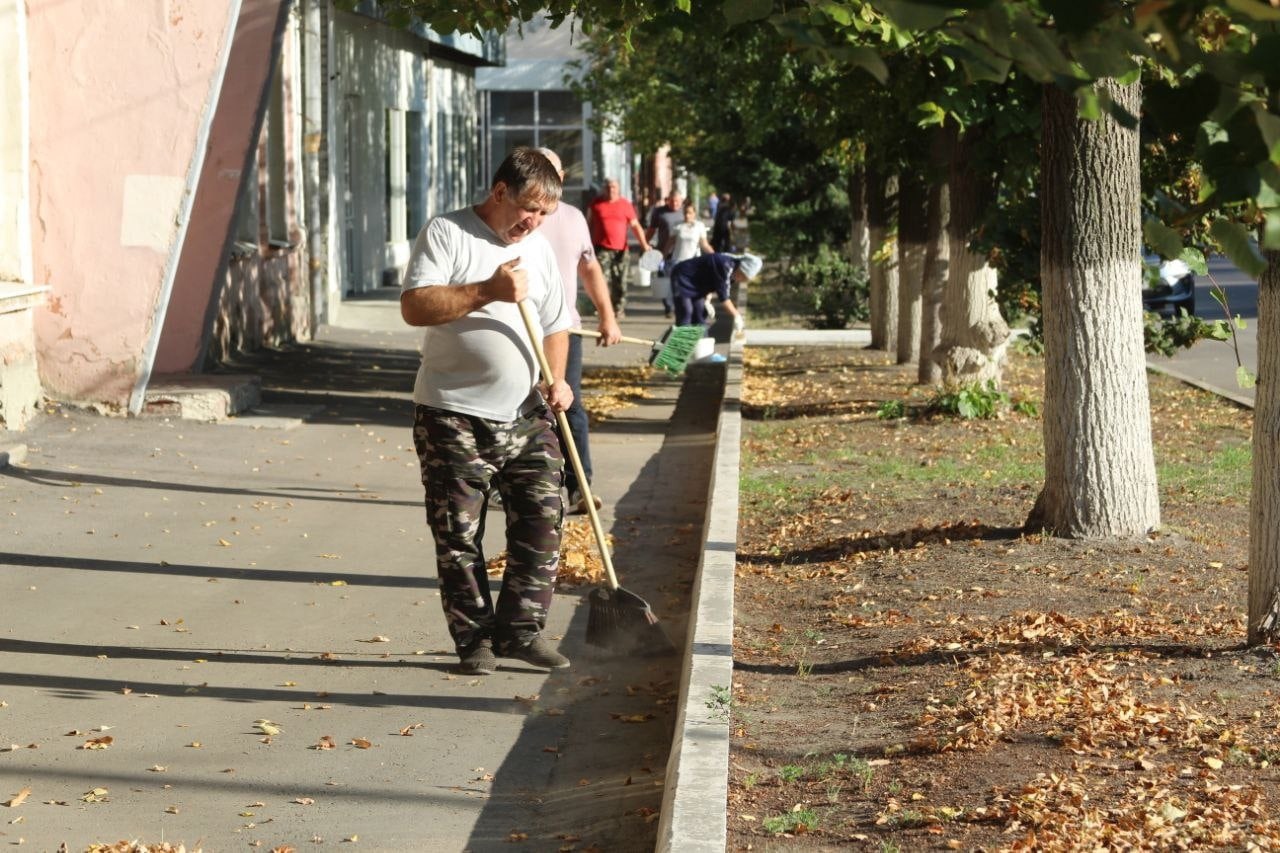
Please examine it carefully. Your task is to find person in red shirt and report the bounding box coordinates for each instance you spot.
[587,179,652,317]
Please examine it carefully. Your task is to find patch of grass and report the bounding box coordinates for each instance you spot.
[763,808,819,835]
[890,808,930,828]
[864,448,1043,487]
[778,764,806,784]
[1158,442,1251,501]
[739,469,857,504]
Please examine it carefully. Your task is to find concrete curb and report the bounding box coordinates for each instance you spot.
[0,442,27,469]
[655,339,741,852]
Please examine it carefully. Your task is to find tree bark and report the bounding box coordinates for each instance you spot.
[1029,78,1160,538]
[867,170,899,352]
[1249,249,1280,643]
[919,175,949,385]
[897,173,927,365]
[935,127,1008,387]
[849,165,870,271]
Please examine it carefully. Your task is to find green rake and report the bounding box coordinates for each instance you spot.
[520,302,677,657]
[570,325,707,374]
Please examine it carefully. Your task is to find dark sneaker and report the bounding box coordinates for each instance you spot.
[459,639,496,675]
[568,489,603,515]
[501,635,570,670]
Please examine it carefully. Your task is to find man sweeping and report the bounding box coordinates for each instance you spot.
[400,147,573,676]
[668,251,762,331]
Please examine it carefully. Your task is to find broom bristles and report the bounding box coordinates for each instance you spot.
[586,587,676,655]
[650,325,709,374]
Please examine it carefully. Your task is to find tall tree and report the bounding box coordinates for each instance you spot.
[1030,78,1159,536]
[1251,249,1280,643]
[936,123,1010,386]
[919,129,952,385]
[897,172,928,365]
[867,170,900,352]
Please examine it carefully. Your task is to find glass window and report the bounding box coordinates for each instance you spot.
[538,90,581,126]
[406,111,427,239]
[541,128,584,185]
[266,61,288,243]
[489,90,535,126]
[488,128,536,163]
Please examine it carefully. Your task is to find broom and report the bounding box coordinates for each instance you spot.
[518,301,676,656]
[571,325,707,374]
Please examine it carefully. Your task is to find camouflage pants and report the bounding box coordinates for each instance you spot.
[596,247,629,313]
[412,404,564,652]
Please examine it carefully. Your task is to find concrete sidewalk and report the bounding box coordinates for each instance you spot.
[0,286,728,852]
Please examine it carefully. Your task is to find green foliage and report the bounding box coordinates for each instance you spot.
[1142,309,1231,357]
[778,764,805,784]
[877,399,907,420]
[763,808,819,835]
[930,381,1010,420]
[705,684,732,720]
[784,246,870,329]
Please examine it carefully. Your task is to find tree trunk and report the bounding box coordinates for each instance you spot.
[919,176,949,385]
[897,173,927,365]
[1249,249,1280,643]
[936,127,1008,387]
[849,166,870,271]
[867,170,898,352]
[1029,78,1159,538]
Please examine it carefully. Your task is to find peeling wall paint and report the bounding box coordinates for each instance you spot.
[26,0,235,407]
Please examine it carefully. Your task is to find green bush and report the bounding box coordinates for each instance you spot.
[930,381,1010,420]
[784,246,870,330]
[1022,310,1231,357]
[1143,309,1230,356]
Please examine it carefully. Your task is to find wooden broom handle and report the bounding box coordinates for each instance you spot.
[517,300,620,591]
[569,328,659,348]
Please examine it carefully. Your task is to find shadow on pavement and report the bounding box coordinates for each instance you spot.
[466,361,726,852]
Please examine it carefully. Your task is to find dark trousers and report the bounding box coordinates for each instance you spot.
[560,333,592,496]
[673,293,709,326]
[412,404,564,652]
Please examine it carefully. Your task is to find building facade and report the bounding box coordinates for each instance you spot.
[0,0,497,430]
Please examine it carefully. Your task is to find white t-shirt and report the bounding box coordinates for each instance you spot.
[670,220,708,265]
[401,207,571,421]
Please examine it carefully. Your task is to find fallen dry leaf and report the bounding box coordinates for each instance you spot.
[254,720,281,736]
[350,738,373,749]
[4,788,30,808]
[80,736,114,750]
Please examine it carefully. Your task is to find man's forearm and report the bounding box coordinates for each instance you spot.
[401,282,493,326]
[629,220,650,249]
[542,330,569,381]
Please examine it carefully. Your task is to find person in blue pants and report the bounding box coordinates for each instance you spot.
[669,251,761,332]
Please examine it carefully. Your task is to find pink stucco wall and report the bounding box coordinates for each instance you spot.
[27,0,236,409]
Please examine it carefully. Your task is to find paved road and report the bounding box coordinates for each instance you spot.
[0,287,719,852]
[1150,255,1258,406]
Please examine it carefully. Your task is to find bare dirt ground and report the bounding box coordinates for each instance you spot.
[729,344,1279,851]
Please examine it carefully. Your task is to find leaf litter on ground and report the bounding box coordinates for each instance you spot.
[729,345,1277,851]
